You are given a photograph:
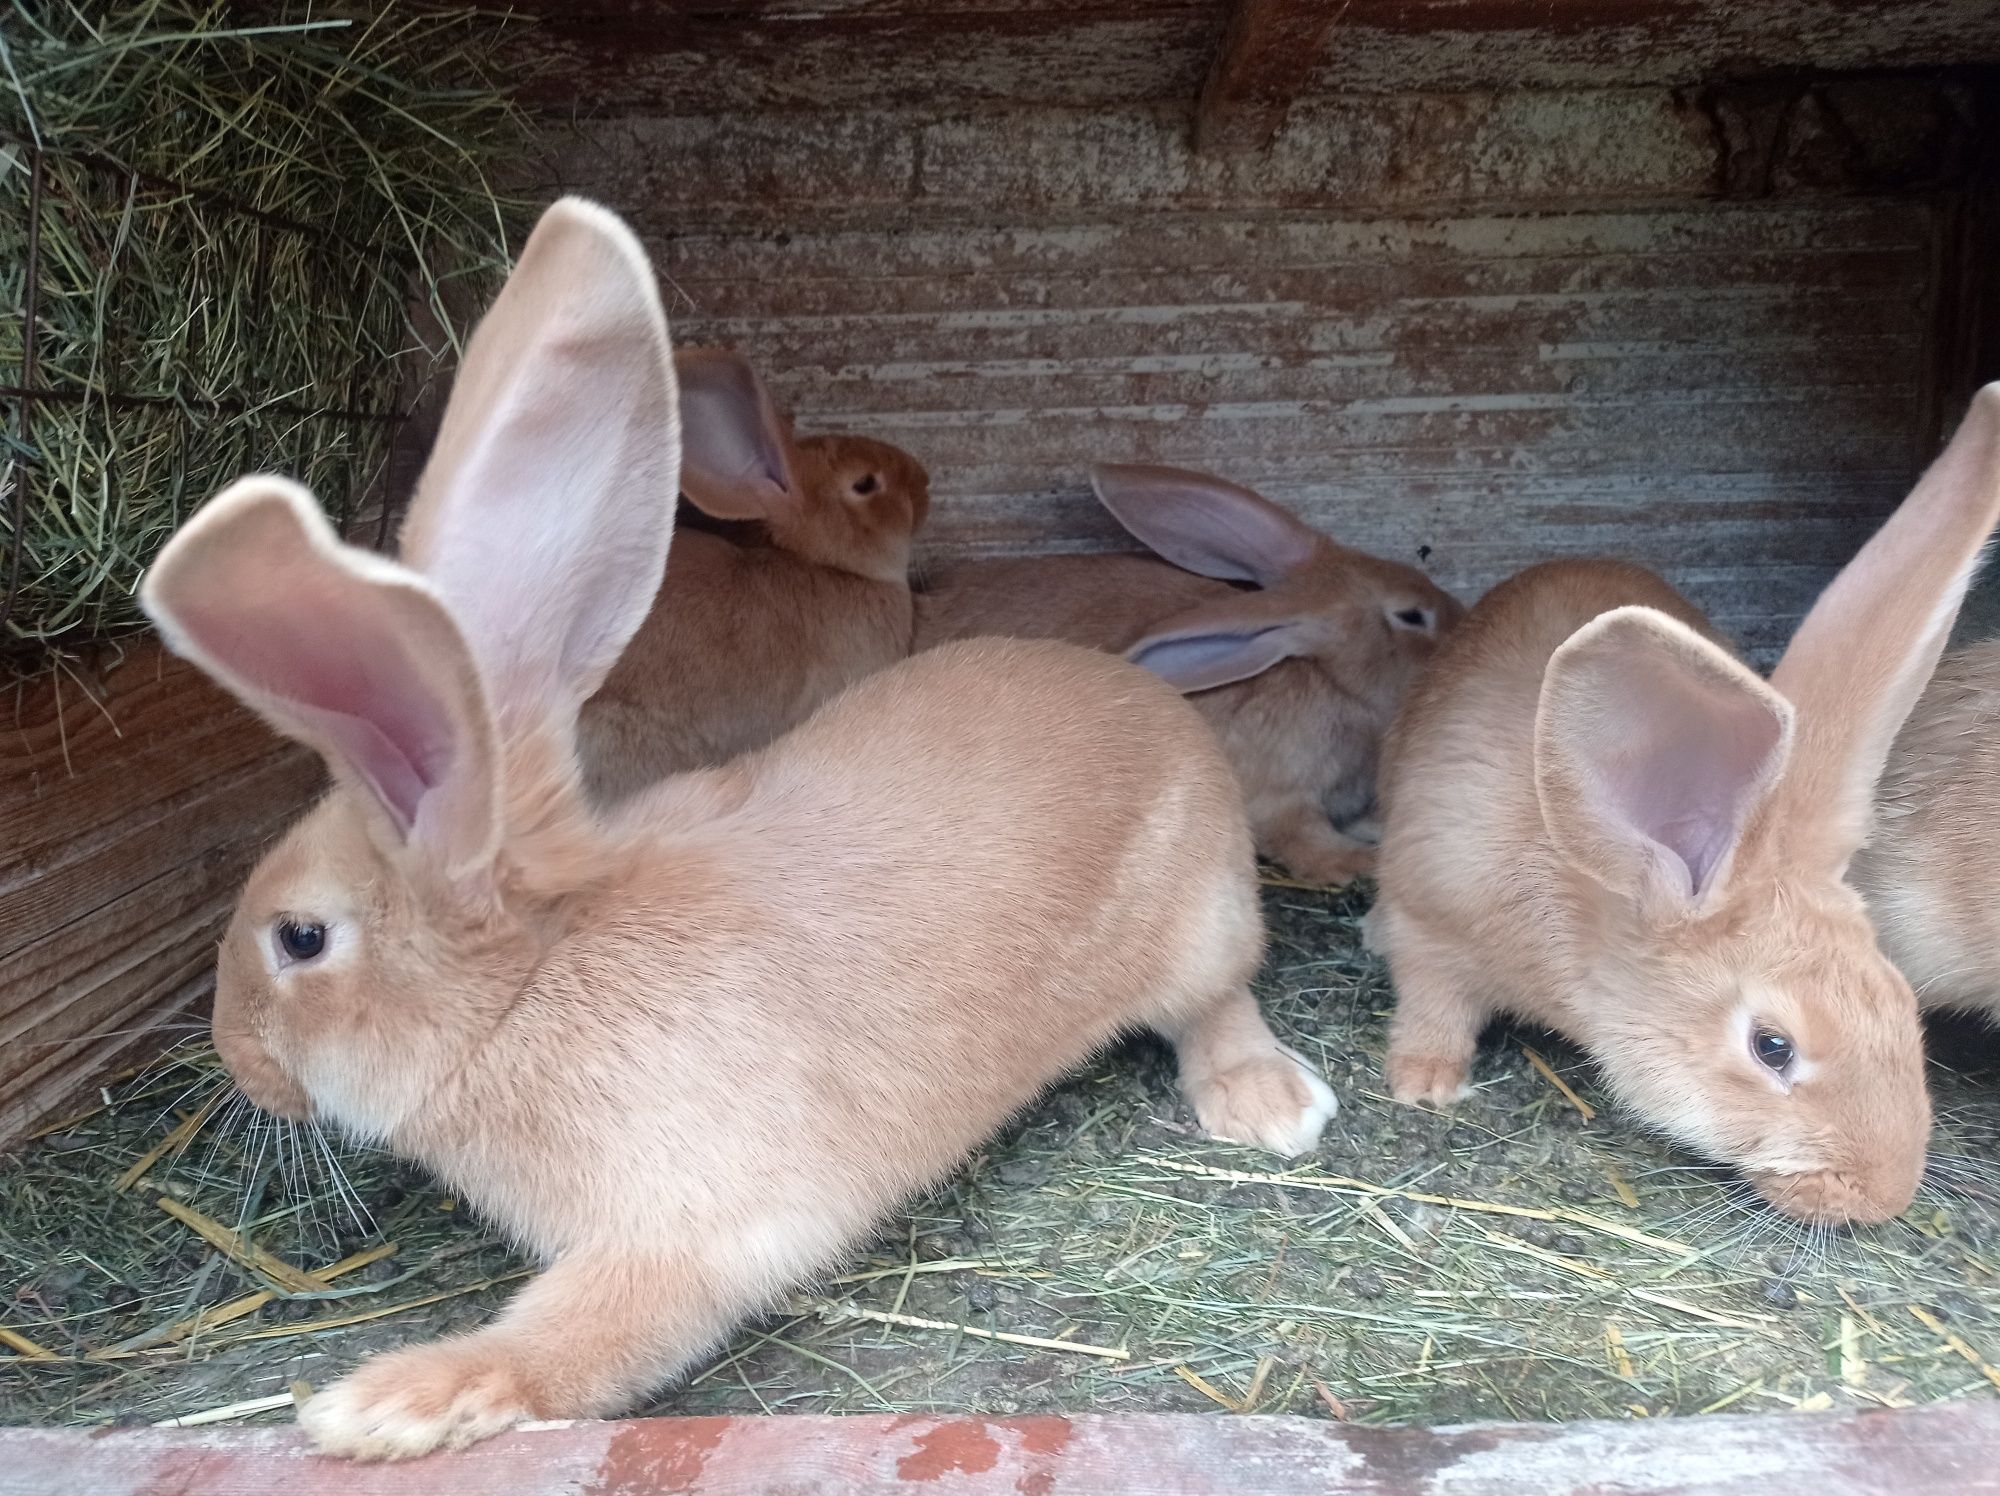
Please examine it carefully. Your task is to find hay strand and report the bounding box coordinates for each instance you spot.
[1522,1045,1598,1121]
[145,1243,400,1351]
[154,1195,328,1295]
[152,1390,298,1428]
[1147,1157,1695,1258]
[814,1302,1131,1361]
[0,1,532,668]
[114,1089,228,1192]
[1908,1305,2000,1392]
[11,894,2000,1427]
[0,1327,56,1359]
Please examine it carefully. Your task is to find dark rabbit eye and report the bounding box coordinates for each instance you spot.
[276,919,327,963]
[1752,1027,1795,1074]
[1391,607,1432,631]
[851,473,880,496]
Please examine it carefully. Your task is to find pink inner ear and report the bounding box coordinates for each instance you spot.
[1577,659,1787,898]
[1128,623,1302,693]
[175,593,457,837]
[1092,464,1320,586]
[676,356,793,517]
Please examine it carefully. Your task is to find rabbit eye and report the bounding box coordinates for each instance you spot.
[1752,1027,1795,1074]
[275,919,327,964]
[851,473,880,497]
[1390,607,1433,632]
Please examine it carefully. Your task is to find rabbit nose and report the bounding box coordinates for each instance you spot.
[1748,1167,1910,1226]
[214,1023,314,1120]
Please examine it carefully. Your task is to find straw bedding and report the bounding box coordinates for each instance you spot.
[7,885,2000,1430]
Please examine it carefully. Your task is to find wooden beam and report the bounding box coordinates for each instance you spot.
[1917,75,2000,466]
[1194,0,1341,153]
[7,1403,2000,1494]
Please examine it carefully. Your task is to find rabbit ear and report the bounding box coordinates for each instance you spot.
[671,348,800,521]
[396,197,680,743]
[1537,607,1794,916]
[1768,384,2000,871]
[141,478,498,874]
[1127,613,1313,693]
[1090,463,1321,586]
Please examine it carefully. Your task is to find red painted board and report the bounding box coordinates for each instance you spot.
[4,1403,1998,1495]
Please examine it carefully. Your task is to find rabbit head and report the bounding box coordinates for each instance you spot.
[1529,388,2000,1222]
[1089,463,1463,708]
[138,198,681,1141]
[675,348,929,584]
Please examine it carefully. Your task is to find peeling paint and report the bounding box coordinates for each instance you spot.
[583,1417,730,1496]
[10,1405,2000,1494]
[896,1419,1004,1481]
[569,176,1950,655]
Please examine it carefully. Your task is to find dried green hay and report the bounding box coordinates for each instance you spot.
[0,0,532,669]
[7,886,2000,1430]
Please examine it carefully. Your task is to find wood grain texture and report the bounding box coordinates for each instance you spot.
[560,80,1967,661]
[563,93,1727,227]
[1309,0,2000,95]
[458,0,2000,114]
[6,1403,2000,1493]
[581,180,1951,660]
[562,78,1976,228]
[0,640,315,1145]
[507,8,1216,113]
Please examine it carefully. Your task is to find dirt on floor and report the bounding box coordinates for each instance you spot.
[7,883,2000,1431]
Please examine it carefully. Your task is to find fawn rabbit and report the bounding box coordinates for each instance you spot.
[578,348,929,803]
[1369,384,2000,1225]
[138,199,1335,1459]
[1851,639,2000,1018]
[918,463,1463,885]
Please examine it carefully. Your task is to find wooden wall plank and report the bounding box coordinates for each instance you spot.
[565,79,1974,229]
[462,0,2000,115]
[564,93,1727,226]
[0,642,312,1146]
[497,6,1219,113]
[1310,0,2000,95]
[557,189,1951,656]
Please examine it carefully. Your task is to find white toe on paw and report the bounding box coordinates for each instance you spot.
[1271,1044,1340,1154]
[1193,1046,1340,1158]
[298,1351,535,1461]
[1357,907,1386,955]
[1386,1051,1473,1109]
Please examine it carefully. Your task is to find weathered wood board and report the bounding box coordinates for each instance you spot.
[0,642,315,1145]
[485,0,2000,114]
[562,85,1976,658]
[6,1403,1999,1494]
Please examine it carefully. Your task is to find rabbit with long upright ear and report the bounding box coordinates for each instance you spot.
[917,463,1464,886]
[1371,384,2000,1226]
[138,199,1335,1460]
[577,347,930,804]
[1850,639,2000,1018]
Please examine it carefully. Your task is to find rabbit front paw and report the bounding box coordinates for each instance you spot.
[299,1336,541,1460]
[1387,1050,1472,1107]
[1190,1045,1339,1157]
[1276,844,1375,888]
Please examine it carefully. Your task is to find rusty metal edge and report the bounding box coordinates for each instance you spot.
[3,1401,2000,1495]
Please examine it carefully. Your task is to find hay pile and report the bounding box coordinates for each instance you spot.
[7,886,2000,1430]
[0,0,529,668]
